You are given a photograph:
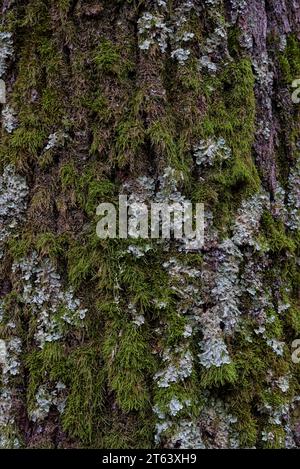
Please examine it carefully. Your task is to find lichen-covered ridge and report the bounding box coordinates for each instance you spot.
[0,0,300,449]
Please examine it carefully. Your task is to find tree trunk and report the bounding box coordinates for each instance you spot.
[0,0,300,449]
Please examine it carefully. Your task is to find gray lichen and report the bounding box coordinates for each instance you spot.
[12,252,87,348]
[154,347,194,388]
[138,1,195,65]
[0,165,28,258]
[43,131,68,152]
[1,105,18,133]
[30,382,67,423]
[286,159,300,231]
[0,301,22,448]
[0,32,13,78]
[193,138,231,167]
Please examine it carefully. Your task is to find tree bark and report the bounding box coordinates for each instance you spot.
[0,0,300,449]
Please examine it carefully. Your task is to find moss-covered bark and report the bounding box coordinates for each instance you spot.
[0,0,300,449]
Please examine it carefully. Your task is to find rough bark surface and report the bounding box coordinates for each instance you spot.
[0,0,300,449]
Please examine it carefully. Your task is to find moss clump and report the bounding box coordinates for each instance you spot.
[200,363,238,388]
[67,232,101,289]
[234,410,258,448]
[93,39,134,80]
[26,343,67,402]
[26,342,106,446]
[147,117,192,178]
[201,59,258,186]
[154,379,201,419]
[59,162,77,190]
[35,232,70,259]
[287,306,300,334]
[60,162,117,216]
[9,127,46,158]
[76,172,116,216]
[100,411,154,449]
[278,35,300,84]
[187,58,260,232]
[261,426,286,449]
[102,320,155,412]
[62,344,106,445]
[115,117,145,168]
[8,232,34,260]
[261,212,296,253]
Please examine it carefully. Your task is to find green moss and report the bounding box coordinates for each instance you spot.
[154,379,201,419]
[287,306,300,334]
[0,424,22,449]
[62,344,106,444]
[203,58,257,169]
[20,0,50,29]
[100,411,154,449]
[60,162,117,215]
[235,342,267,385]
[26,342,106,446]
[103,321,155,412]
[37,37,64,78]
[235,411,258,448]
[67,233,101,288]
[115,118,145,168]
[261,387,290,410]
[227,26,242,59]
[164,313,189,346]
[56,0,72,15]
[0,0,70,170]
[81,179,116,216]
[29,188,52,219]
[84,92,113,124]
[0,292,24,339]
[193,58,260,230]
[9,127,46,156]
[192,181,218,206]
[7,231,69,262]
[276,33,300,186]
[26,343,67,405]
[35,232,70,259]
[59,162,77,189]
[175,58,202,93]
[265,310,284,340]
[200,363,238,388]
[39,87,64,124]
[38,149,55,170]
[261,211,296,253]
[120,263,160,313]
[261,426,286,449]
[8,232,34,259]
[96,242,123,293]
[93,39,134,80]
[147,117,191,175]
[278,35,300,84]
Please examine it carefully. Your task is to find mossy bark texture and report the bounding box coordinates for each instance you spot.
[1,0,300,449]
